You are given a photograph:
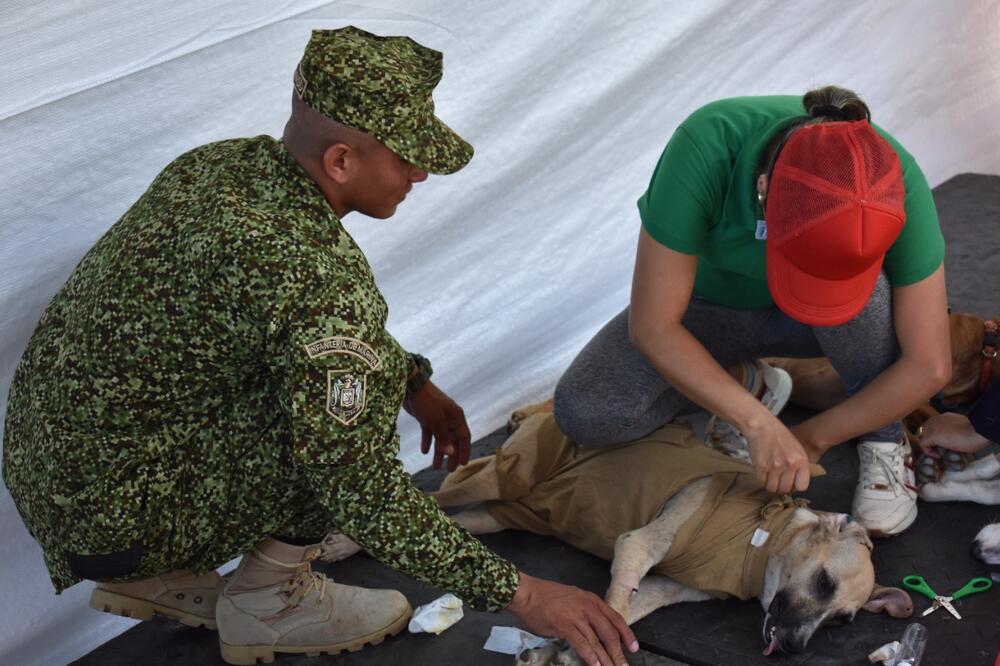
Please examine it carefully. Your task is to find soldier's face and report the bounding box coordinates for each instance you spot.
[350,141,428,219]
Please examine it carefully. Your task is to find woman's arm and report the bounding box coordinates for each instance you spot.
[793,264,951,454]
[629,227,811,493]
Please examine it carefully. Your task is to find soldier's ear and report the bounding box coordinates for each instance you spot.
[322,143,353,184]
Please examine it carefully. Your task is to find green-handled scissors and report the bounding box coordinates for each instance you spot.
[902,575,992,620]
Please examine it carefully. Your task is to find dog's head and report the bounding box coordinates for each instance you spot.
[761,511,912,656]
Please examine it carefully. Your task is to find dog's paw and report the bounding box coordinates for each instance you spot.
[972,524,1000,565]
[552,648,585,666]
[507,398,555,433]
[514,643,584,666]
[918,480,959,502]
[515,644,560,665]
[316,530,363,563]
[940,453,1000,482]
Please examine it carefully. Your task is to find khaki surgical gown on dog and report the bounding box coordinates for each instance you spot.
[444,414,823,600]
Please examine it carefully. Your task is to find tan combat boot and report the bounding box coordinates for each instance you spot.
[90,569,222,629]
[217,537,412,665]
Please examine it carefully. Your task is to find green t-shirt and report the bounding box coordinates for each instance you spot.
[637,96,944,309]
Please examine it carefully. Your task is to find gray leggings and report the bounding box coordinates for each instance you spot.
[554,273,902,446]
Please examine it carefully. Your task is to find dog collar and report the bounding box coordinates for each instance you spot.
[979,320,998,396]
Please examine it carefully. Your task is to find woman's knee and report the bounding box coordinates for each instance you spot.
[553,381,664,446]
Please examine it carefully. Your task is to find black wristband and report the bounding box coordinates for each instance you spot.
[406,353,433,395]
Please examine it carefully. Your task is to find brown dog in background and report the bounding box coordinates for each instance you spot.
[765,312,1000,448]
[510,312,1000,445]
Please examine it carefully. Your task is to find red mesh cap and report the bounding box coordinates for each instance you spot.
[766,120,905,326]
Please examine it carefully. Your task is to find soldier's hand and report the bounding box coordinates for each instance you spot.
[403,380,471,471]
[506,573,638,666]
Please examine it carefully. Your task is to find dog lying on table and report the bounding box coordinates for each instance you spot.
[321,411,912,662]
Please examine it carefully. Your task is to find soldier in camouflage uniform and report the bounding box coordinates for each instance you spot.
[2,26,636,666]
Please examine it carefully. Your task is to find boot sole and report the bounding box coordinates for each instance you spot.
[218,606,412,665]
[89,587,218,630]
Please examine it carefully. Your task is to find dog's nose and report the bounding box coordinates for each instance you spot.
[768,591,787,617]
[970,539,984,561]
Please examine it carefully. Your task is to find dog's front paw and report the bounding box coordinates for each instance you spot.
[515,644,559,665]
[513,642,583,666]
[316,530,363,562]
[552,647,585,666]
[940,453,1000,482]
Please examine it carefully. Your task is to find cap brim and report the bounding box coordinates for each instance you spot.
[382,113,473,175]
[767,243,883,327]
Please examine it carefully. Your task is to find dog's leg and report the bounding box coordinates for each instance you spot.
[627,574,711,623]
[606,477,711,621]
[764,357,846,410]
[921,478,1000,504]
[936,453,1000,482]
[449,504,507,534]
[430,457,502,507]
[316,531,363,563]
[318,504,507,564]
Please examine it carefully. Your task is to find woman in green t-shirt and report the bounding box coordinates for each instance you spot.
[554,86,950,537]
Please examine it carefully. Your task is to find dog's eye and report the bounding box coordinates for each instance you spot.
[816,568,837,598]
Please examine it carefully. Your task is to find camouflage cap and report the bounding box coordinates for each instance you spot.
[293,26,473,174]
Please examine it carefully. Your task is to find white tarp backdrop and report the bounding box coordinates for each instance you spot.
[1,1,998,663]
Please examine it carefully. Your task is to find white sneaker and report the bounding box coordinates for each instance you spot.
[852,438,918,536]
[705,360,792,462]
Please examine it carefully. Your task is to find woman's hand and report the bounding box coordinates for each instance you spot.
[745,415,811,493]
[402,380,471,471]
[916,411,991,457]
[506,573,638,666]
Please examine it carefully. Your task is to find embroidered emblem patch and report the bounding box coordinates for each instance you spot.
[293,62,309,98]
[327,371,367,425]
[304,337,382,369]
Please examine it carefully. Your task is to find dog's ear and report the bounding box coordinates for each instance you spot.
[817,513,873,550]
[843,521,873,551]
[863,584,913,618]
[818,512,849,533]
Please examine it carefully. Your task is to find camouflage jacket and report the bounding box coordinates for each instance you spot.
[2,136,519,611]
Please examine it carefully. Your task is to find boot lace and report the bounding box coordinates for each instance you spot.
[252,547,328,606]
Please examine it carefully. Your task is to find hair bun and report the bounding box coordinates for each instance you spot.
[810,104,848,120]
[803,86,871,122]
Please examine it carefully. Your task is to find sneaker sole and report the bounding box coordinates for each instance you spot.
[861,501,919,538]
[760,364,792,417]
[89,587,217,630]
[218,605,412,665]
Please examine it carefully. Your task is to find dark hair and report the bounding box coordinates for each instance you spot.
[757,86,871,179]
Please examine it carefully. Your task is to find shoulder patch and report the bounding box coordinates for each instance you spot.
[304,337,382,369]
[327,370,367,425]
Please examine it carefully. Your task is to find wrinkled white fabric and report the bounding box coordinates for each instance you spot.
[407,593,464,635]
[2,1,999,663]
[483,626,555,655]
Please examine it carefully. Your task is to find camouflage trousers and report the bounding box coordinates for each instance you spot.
[29,419,344,591]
